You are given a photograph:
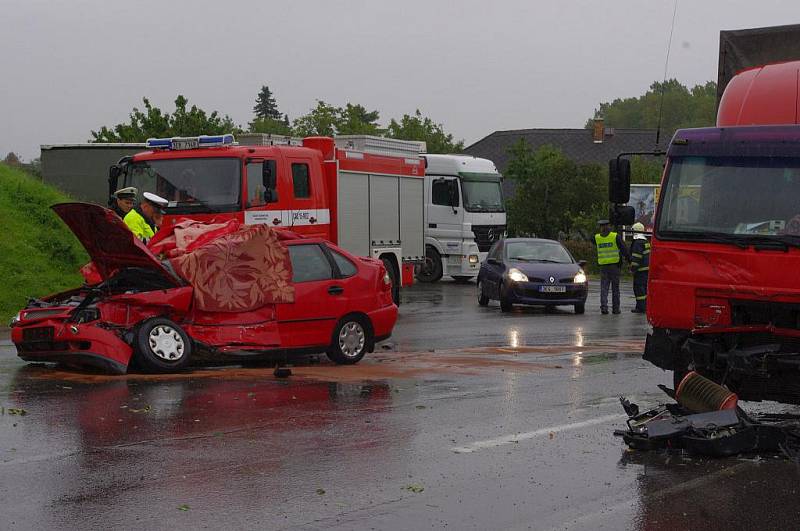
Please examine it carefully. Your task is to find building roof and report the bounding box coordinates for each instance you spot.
[463,127,668,198]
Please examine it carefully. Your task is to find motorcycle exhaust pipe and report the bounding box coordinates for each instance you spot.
[675,371,738,413]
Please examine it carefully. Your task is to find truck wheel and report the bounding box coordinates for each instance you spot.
[326,315,372,365]
[416,246,443,283]
[477,281,489,306]
[381,257,400,305]
[134,318,192,373]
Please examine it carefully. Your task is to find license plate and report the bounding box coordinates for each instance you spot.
[23,326,54,341]
[172,138,199,150]
[539,285,566,293]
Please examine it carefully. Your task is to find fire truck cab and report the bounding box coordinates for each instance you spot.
[110,134,426,304]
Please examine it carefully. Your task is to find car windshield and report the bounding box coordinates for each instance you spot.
[461,180,504,212]
[657,156,800,241]
[126,158,241,214]
[506,241,573,263]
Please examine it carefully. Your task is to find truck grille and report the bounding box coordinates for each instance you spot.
[472,225,506,252]
[731,300,800,330]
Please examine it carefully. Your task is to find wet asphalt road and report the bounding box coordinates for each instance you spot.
[2,280,800,530]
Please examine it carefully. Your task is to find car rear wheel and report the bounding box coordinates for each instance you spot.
[574,303,585,314]
[327,315,372,365]
[381,257,400,306]
[134,318,192,373]
[477,281,489,306]
[416,246,443,283]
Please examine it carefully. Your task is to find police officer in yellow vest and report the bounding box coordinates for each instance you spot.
[595,219,629,314]
[124,192,168,244]
[629,222,650,313]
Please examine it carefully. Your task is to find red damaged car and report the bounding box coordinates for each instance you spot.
[11,203,397,374]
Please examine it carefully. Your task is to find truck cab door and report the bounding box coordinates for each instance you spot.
[243,159,290,228]
[286,157,327,238]
[427,177,464,255]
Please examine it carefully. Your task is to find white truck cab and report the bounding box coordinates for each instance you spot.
[417,154,506,282]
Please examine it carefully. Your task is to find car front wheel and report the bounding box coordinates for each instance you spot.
[134,318,192,373]
[499,283,513,313]
[327,315,372,365]
[477,280,489,306]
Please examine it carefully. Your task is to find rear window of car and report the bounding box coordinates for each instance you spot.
[288,244,333,282]
[329,248,357,277]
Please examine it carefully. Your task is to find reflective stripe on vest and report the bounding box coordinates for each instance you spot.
[595,232,620,265]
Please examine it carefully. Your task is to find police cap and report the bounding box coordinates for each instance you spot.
[114,186,137,199]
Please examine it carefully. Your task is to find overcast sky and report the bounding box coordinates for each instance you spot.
[1,0,797,161]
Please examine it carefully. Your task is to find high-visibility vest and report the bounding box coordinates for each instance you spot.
[124,208,155,242]
[595,232,620,265]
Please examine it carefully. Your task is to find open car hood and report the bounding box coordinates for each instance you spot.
[52,202,179,284]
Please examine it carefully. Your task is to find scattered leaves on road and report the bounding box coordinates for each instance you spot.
[178,504,190,511]
[129,405,151,414]
[6,408,27,416]
[316,488,326,495]
[404,484,425,493]
[415,405,427,410]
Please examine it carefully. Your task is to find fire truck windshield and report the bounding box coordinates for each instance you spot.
[657,155,800,242]
[126,158,241,214]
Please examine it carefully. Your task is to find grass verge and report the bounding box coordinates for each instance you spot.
[0,163,87,322]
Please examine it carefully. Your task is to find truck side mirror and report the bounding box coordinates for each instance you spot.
[262,160,278,203]
[609,158,631,204]
[610,205,635,226]
[448,181,459,211]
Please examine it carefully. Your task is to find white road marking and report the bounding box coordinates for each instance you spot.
[451,413,622,454]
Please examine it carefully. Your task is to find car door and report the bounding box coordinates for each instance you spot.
[427,177,464,256]
[275,243,350,348]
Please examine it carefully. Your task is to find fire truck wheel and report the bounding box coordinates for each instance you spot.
[327,315,372,365]
[416,246,443,283]
[133,318,193,373]
[381,257,401,305]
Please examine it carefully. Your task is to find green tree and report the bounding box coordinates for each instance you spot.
[248,116,294,136]
[386,110,464,153]
[336,103,381,135]
[91,95,239,142]
[253,85,283,121]
[505,141,605,239]
[587,79,717,137]
[293,100,340,137]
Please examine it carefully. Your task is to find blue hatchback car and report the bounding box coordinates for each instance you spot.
[477,238,589,314]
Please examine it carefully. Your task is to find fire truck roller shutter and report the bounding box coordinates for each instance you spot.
[336,171,370,256]
[400,175,424,261]
[369,174,400,247]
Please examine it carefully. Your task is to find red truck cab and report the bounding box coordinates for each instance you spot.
[630,60,800,404]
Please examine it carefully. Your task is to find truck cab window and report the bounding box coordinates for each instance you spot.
[292,163,311,199]
[246,160,277,207]
[432,179,456,206]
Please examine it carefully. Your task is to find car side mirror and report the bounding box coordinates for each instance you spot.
[262,160,278,203]
[609,158,631,204]
[488,257,500,265]
[263,188,278,203]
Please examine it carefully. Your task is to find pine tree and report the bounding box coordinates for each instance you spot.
[253,85,282,121]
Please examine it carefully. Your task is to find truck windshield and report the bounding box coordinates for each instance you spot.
[126,158,241,214]
[657,156,800,242]
[461,180,504,212]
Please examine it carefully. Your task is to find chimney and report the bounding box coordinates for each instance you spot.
[592,118,605,143]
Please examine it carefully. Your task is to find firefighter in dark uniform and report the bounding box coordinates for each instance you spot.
[629,222,650,313]
[110,187,137,219]
[594,219,629,314]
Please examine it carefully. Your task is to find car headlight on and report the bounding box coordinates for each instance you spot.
[507,268,528,282]
[574,271,587,284]
[468,254,479,264]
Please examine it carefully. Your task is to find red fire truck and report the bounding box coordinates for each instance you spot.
[109,134,426,304]
[611,26,800,404]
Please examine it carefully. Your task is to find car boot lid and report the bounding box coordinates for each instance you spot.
[52,202,180,284]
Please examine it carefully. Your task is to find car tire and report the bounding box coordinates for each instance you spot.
[499,283,513,313]
[574,303,585,314]
[381,257,400,306]
[327,315,372,365]
[477,281,489,306]
[544,305,556,314]
[453,276,472,284]
[416,246,443,283]
[133,317,192,373]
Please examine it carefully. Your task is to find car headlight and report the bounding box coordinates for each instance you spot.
[507,268,528,282]
[574,271,587,284]
[468,254,479,264]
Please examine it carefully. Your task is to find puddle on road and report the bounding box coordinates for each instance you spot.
[15,340,644,385]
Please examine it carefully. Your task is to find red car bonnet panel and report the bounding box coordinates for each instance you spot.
[52,202,179,285]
